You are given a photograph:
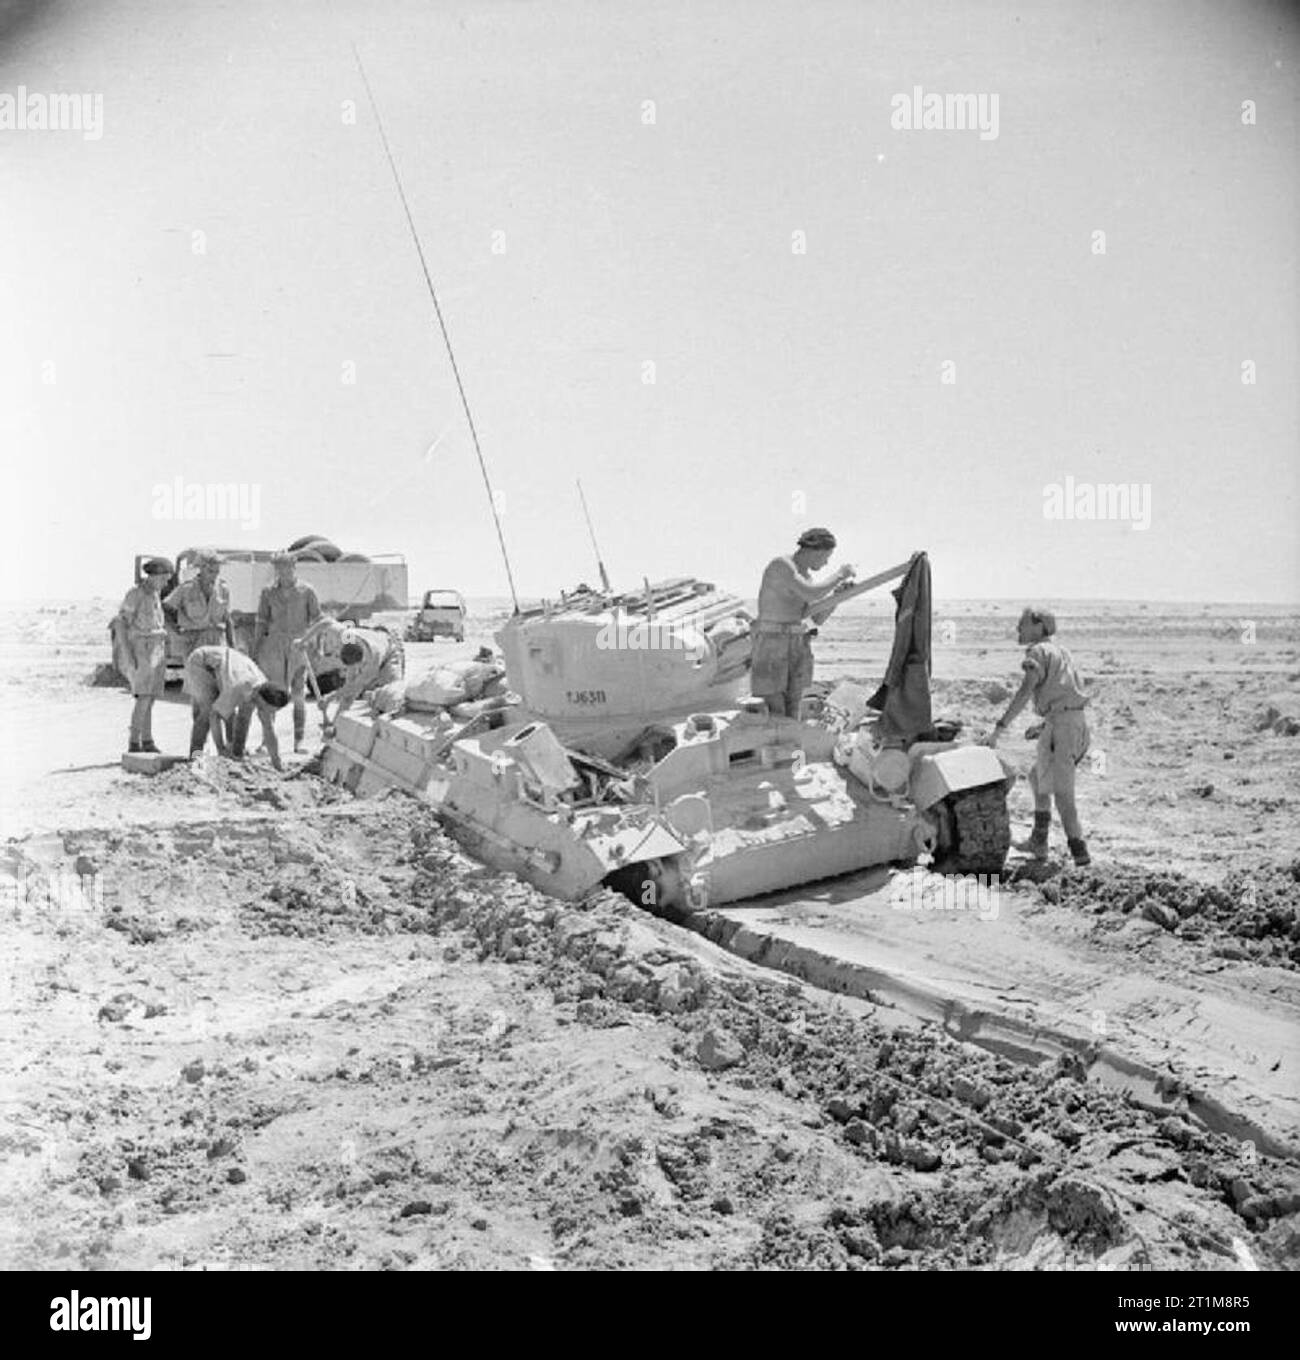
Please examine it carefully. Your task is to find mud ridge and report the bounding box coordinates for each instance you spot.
[678,903,1300,1161]
[406,821,1300,1269]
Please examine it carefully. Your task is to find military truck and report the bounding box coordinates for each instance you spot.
[131,545,408,682]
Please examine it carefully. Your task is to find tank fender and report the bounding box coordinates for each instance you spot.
[909,744,1014,811]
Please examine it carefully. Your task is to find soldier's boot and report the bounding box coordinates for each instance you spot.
[1067,837,1092,868]
[293,700,306,753]
[1013,811,1052,861]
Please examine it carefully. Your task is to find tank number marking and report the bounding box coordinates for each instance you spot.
[565,689,607,706]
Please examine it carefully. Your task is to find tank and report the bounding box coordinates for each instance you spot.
[319,572,1015,909]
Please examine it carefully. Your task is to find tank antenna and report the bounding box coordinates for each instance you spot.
[352,44,520,614]
[576,479,612,596]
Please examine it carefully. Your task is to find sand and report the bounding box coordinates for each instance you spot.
[0,597,1296,1270]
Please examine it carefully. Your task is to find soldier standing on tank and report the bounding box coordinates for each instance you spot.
[252,552,322,752]
[751,527,856,718]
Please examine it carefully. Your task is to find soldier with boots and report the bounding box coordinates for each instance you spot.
[112,557,172,754]
[252,552,321,753]
[984,607,1092,867]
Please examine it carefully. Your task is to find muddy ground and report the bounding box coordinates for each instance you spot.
[0,599,1297,1270]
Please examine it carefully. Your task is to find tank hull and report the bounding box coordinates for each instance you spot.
[320,706,1008,907]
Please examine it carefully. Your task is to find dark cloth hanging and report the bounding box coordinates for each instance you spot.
[866,551,932,744]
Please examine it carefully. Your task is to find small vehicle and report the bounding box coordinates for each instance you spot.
[406,589,467,643]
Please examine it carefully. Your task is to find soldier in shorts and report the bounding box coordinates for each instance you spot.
[186,644,291,771]
[113,556,172,754]
[984,607,1091,866]
[751,528,856,718]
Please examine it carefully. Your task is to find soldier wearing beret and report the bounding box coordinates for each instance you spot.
[112,557,173,753]
[751,528,856,718]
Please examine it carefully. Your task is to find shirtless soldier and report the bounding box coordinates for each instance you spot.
[751,527,856,718]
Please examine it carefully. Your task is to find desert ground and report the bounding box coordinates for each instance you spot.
[1,597,1297,1271]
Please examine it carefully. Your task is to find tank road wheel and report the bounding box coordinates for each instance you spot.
[932,784,1010,877]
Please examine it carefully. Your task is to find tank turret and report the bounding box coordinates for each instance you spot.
[493,577,753,757]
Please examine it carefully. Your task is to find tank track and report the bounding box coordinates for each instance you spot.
[935,783,1011,877]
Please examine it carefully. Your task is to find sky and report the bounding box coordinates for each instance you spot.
[1,0,1297,605]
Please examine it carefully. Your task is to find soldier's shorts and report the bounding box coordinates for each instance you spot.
[1032,708,1090,798]
[750,630,813,718]
[126,638,166,698]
